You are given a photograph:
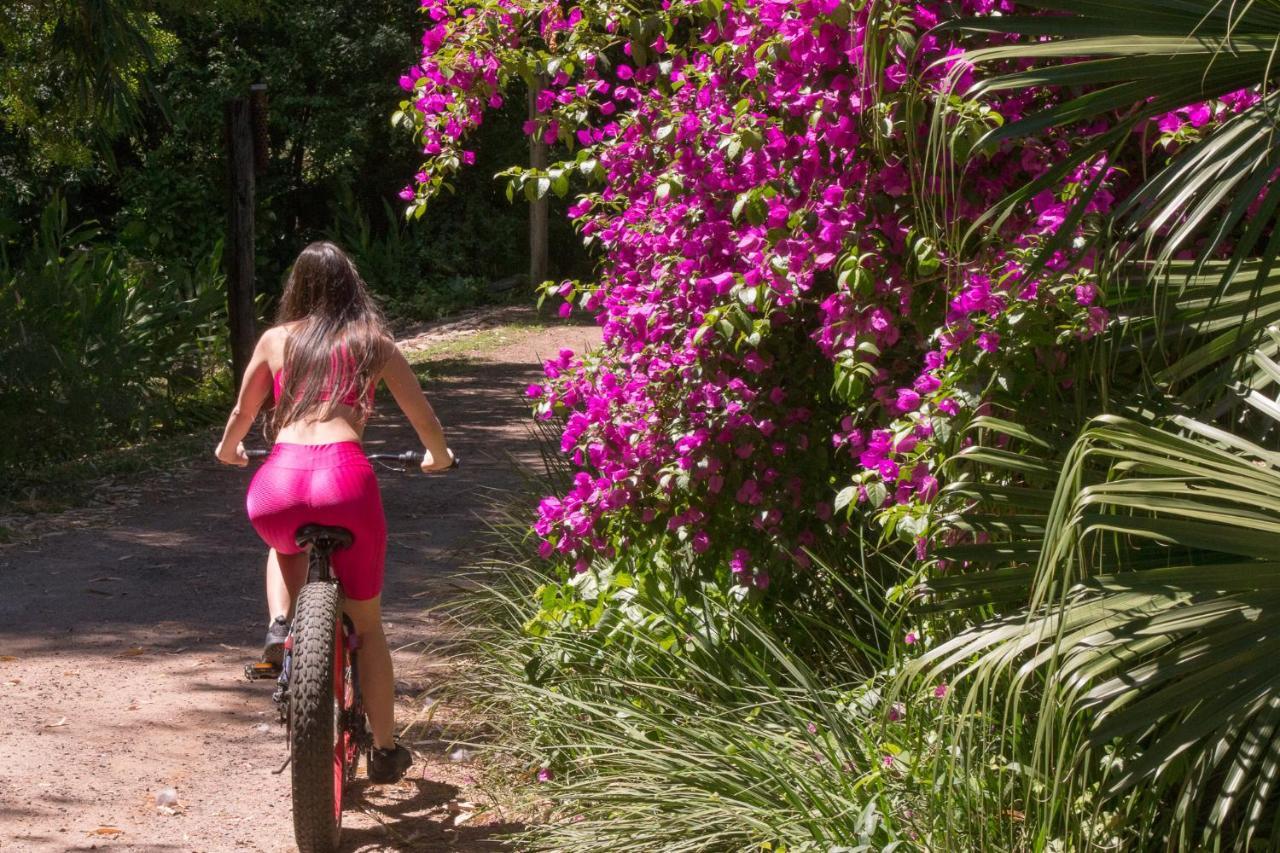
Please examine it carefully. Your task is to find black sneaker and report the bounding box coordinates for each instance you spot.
[367,742,413,784]
[262,615,289,666]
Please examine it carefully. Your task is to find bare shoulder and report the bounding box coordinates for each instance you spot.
[256,325,292,367]
[257,325,285,348]
[379,337,415,384]
[379,333,405,363]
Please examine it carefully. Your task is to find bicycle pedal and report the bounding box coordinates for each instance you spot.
[244,661,282,680]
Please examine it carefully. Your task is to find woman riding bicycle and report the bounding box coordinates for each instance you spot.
[213,240,453,784]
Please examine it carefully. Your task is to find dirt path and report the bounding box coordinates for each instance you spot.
[0,308,597,852]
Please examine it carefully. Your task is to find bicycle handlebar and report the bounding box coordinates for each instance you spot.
[243,447,459,470]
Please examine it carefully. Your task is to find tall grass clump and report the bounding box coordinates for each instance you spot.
[447,546,1060,851]
[438,431,1046,852]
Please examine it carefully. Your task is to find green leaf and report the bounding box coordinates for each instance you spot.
[834,485,857,513]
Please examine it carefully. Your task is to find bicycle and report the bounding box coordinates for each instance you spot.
[240,446,456,853]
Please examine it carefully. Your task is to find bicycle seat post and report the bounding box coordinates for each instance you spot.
[294,524,354,584]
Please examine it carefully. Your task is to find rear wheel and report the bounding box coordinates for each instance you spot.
[289,581,344,853]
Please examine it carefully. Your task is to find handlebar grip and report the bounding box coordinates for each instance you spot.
[367,451,419,463]
[367,451,459,469]
[423,452,459,470]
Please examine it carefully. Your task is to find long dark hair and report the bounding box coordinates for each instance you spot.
[271,241,389,432]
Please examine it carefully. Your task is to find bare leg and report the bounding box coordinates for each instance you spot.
[265,548,308,621]
[342,595,396,750]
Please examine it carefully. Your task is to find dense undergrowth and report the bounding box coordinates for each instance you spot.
[0,198,229,476]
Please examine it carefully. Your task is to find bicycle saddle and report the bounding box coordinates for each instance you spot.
[294,524,354,552]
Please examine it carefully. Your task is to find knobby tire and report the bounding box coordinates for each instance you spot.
[289,581,343,853]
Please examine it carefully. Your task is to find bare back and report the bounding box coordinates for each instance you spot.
[267,323,369,445]
[242,324,445,452]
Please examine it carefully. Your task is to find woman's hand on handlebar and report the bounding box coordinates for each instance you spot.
[420,447,455,474]
[215,439,249,467]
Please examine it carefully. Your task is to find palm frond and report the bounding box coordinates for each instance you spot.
[943,0,1280,294]
[914,392,1280,847]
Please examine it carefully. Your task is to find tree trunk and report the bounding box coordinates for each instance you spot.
[224,98,257,384]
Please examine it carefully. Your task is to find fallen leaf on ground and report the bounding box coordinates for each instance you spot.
[91,826,123,836]
[45,717,68,728]
[116,647,145,658]
[0,655,16,662]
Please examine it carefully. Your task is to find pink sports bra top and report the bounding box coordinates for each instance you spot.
[271,366,374,408]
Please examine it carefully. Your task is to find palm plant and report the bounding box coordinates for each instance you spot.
[1,0,167,165]
[0,196,226,472]
[908,1,1280,847]
[918,400,1280,848]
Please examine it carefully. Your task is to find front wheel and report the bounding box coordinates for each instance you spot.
[289,581,344,853]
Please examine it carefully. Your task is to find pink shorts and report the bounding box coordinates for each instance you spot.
[246,442,386,601]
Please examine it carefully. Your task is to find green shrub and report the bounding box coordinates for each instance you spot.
[0,196,227,475]
[429,420,1107,851]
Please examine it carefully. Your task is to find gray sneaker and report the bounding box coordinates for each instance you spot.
[262,615,289,666]
[368,743,413,784]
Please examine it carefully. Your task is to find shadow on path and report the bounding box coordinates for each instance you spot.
[340,779,525,851]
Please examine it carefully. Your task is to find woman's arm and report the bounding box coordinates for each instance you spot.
[380,343,454,472]
[214,331,276,466]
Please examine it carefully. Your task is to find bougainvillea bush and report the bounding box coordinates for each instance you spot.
[396,0,1134,600]
[399,0,1256,611]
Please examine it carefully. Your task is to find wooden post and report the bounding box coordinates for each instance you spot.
[225,97,257,384]
[528,77,550,289]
